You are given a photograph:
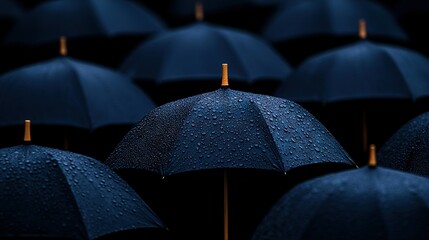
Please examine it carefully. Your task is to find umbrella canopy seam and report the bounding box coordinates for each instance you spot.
[43,151,91,240]
[63,58,94,129]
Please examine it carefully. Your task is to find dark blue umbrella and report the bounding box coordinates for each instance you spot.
[168,0,283,33]
[262,0,409,66]
[0,56,155,130]
[0,121,166,239]
[0,47,156,160]
[378,111,429,178]
[106,64,356,240]
[1,0,167,70]
[253,147,429,240]
[274,39,429,165]
[120,22,292,104]
[4,0,166,45]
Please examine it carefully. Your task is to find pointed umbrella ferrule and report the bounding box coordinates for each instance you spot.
[24,120,31,142]
[359,19,367,40]
[60,36,67,56]
[221,63,229,88]
[195,1,204,22]
[369,144,376,168]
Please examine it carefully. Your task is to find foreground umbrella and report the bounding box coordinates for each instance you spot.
[0,120,166,239]
[0,39,156,159]
[106,64,356,240]
[121,21,292,104]
[253,145,429,240]
[274,30,429,165]
[262,0,409,66]
[378,111,429,178]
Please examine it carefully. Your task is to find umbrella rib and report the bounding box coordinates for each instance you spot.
[63,59,93,129]
[249,100,286,172]
[45,153,91,239]
[215,29,252,81]
[380,49,415,100]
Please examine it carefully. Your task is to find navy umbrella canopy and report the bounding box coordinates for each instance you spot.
[0,56,155,130]
[253,147,429,240]
[106,64,355,240]
[120,22,292,104]
[274,39,429,165]
[0,123,166,239]
[0,48,156,160]
[108,65,354,175]
[4,0,166,45]
[378,112,429,178]
[1,0,167,70]
[262,0,409,66]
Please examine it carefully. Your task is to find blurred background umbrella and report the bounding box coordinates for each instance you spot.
[167,0,283,33]
[0,38,156,160]
[262,0,409,67]
[1,0,167,72]
[0,120,167,240]
[120,13,292,105]
[274,27,429,165]
[106,64,356,240]
[378,111,429,178]
[253,145,429,240]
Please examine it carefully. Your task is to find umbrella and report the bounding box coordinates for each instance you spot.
[106,64,356,240]
[0,120,166,239]
[0,0,25,38]
[120,21,292,104]
[0,39,156,159]
[1,0,167,70]
[253,145,429,240]
[378,111,429,178]
[262,0,409,66]
[274,33,429,165]
[168,0,283,33]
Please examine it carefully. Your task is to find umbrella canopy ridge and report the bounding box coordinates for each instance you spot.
[252,165,429,240]
[378,111,429,178]
[0,144,166,239]
[106,87,355,176]
[0,56,156,130]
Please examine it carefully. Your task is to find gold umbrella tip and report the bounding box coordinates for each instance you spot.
[24,120,31,142]
[221,63,229,87]
[60,36,68,56]
[369,144,377,168]
[359,19,367,40]
[195,1,204,21]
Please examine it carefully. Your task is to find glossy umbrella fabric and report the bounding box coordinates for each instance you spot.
[253,166,429,240]
[262,0,408,66]
[106,85,355,240]
[378,112,429,178]
[106,87,355,175]
[0,56,156,130]
[0,144,165,239]
[274,40,429,164]
[275,40,429,104]
[120,22,292,103]
[3,0,166,45]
